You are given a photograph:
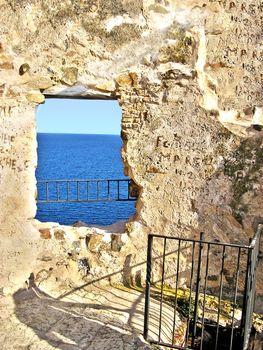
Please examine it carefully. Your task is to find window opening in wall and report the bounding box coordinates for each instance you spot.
[36,98,136,226]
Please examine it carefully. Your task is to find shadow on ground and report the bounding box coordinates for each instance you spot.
[13,276,153,350]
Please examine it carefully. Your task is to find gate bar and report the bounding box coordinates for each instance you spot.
[158,237,167,342]
[191,232,204,348]
[185,241,196,346]
[143,234,153,340]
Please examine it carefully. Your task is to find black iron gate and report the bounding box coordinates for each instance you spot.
[144,224,262,350]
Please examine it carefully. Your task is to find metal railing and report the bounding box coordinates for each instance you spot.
[37,179,137,203]
[143,224,262,350]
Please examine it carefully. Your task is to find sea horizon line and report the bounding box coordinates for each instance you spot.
[37,132,120,136]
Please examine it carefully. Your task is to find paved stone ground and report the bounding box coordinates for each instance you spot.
[0,282,179,350]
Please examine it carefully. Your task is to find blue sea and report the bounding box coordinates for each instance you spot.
[36,133,136,225]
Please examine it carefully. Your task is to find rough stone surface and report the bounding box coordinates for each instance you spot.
[0,0,262,334]
[40,228,52,240]
[0,282,171,350]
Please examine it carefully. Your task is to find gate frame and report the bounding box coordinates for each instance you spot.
[143,224,262,350]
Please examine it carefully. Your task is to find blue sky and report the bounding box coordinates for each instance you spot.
[37,99,122,135]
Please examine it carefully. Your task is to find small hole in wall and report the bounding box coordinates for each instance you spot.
[35,98,136,226]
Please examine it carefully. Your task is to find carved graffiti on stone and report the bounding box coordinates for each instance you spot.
[0,133,15,143]
[0,133,30,171]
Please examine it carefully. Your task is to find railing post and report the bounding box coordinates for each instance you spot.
[240,241,253,350]
[241,225,262,350]
[107,180,110,200]
[97,181,100,200]
[46,181,48,201]
[144,234,153,341]
[77,181,79,201]
[191,232,204,348]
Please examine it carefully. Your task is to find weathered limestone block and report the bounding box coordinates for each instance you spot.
[53,229,65,240]
[86,233,110,253]
[39,228,51,240]
[0,104,38,291]
[61,67,79,86]
[26,92,45,103]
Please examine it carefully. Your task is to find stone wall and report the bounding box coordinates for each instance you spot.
[0,0,262,309]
